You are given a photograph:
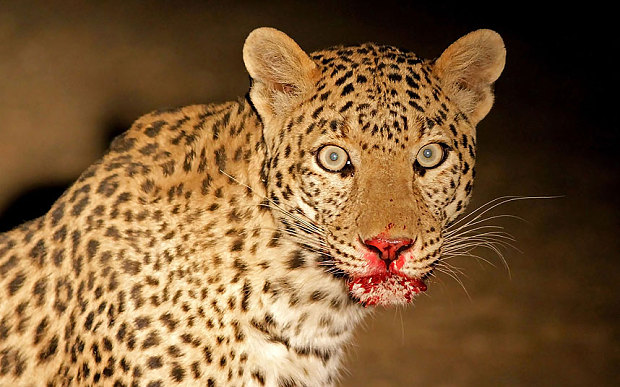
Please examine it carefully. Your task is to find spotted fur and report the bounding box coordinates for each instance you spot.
[0,28,505,386]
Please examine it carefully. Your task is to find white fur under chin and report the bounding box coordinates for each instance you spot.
[349,275,426,306]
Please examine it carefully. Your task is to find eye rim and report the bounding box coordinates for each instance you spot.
[316,144,351,172]
[415,143,448,169]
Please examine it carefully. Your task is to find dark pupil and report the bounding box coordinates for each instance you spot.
[423,148,433,158]
[329,152,339,161]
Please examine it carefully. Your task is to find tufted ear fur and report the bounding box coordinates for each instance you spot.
[434,29,506,125]
[243,27,319,127]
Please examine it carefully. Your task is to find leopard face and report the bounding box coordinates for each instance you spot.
[244,28,505,306]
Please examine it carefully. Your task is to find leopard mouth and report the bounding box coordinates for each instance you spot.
[319,236,429,306]
[347,272,427,307]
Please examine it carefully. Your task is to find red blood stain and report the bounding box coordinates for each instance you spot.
[392,256,406,270]
[348,273,427,307]
[362,252,386,273]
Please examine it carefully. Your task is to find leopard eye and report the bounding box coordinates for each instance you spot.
[416,143,445,168]
[317,145,349,172]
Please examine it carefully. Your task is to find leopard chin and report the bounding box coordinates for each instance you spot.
[347,272,427,307]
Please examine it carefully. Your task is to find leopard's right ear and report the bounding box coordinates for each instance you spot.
[243,27,319,127]
[433,29,506,125]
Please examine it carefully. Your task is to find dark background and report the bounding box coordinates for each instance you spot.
[0,1,617,386]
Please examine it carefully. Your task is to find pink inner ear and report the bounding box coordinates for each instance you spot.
[273,83,298,94]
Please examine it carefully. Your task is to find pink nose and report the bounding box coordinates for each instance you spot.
[363,237,413,263]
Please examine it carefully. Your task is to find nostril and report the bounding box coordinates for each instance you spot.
[364,242,383,257]
[363,237,413,263]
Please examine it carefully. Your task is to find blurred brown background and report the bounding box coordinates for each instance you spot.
[0,1,617,386]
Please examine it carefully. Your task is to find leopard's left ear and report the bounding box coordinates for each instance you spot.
[243,27,319,126]
[434,29,506,125]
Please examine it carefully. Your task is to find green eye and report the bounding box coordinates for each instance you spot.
[317,145,349,171]
[416,143,445,168]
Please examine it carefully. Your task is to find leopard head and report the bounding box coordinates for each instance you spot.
[243,27,505,306]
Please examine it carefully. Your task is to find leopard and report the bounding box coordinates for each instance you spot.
[0,27,505,386]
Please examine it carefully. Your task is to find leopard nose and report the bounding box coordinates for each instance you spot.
[363,237,413,264]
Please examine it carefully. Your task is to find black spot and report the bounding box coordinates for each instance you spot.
[161,160,176,176]
[183,150,196,172]
[116,323,127,341]
[170,363,185,382]
[464,181,473,195]
[97,175,120,197]
[144,120,166,137]
[405,75,419,89]
[131,284,144,309]
[123,259,141,275]
[71,196,89,217]
[104,226,121,240]
[335,70,353,86]
[456,200,463,212]
[339,101,353,113]
[141,179,155,194]
[310,290,327,302]
[341,83,354,96]
[241,281,251,312]
[215,147,227,172]
[84,311,95,331]
[87,240,100,260]
[120,357,130,372]
[134,316,151,330]
[38,335,59,363]
[462,162,470,174]
[388,73,402,82]
[139,143,158,155]
[160,312,178,331]
[103,337,113,351]
[203,346,213,364]
[190,361,201,379]
[230,239,244,252]
[449,124,458,136]
[287,250,305,269]
[71,230,81,255]
[233,258,248,273]
[0,254,17,276]
[34,317,49,344]
[32,277,47,306]
[201,175,213,195]
[72,255,83,277]
[408,100,424,112]
[147,356,162,369]
[102,356,115,377]
[142,331,160,349]
[311,106,323,119]
[50,202,65,226]
[8,272,26,295]
[110,134,136,153]
[252,370,266,385]
[82,362,91,378]
[29,239,47,266]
